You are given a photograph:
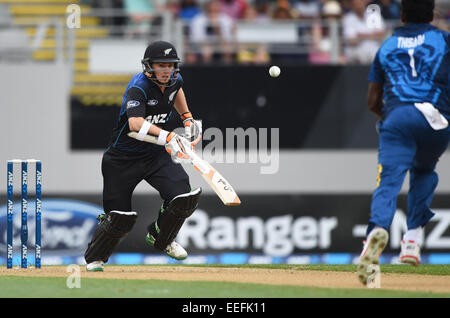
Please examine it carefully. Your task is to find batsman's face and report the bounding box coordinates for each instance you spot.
[152,63,174,83]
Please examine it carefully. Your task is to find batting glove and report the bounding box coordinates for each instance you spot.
[165,132,192,160]
[181,112,202,145]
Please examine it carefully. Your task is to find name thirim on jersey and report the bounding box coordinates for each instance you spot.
[146,113,168,124]
[398,34,425,49]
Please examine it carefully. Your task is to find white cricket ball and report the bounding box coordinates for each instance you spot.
[269,66,281,78]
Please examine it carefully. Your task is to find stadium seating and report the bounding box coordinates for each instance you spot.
[0,0,130,106]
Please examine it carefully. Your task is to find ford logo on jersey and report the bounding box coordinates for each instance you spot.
[127,100,140,108]
[148,99,158,106]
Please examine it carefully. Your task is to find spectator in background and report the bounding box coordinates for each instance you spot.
[165,0,181,17]
[293,0,321,19]
[179,0,201,22]
[179,0,201,64]
[242,5,259,21]
[342,0,386,64]
[432,0,450,31]
[340,0,353,13]
[271,0,309,64]
[189,0,236,64]
[92,0,127,32]
[219,0,248,20]
[124,0,166,37]
[309,0,345,64]
[254,0,272,21]
[236,5,271,64]
[272,0,298,19]
[371,0,401,20]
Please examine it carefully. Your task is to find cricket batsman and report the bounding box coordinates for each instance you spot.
[84,41,203,272]
[358,0,449,284]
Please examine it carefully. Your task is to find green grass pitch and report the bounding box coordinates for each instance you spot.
[1,264,449,298]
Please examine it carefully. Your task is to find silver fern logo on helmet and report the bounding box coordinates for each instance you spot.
[141,41,180,88]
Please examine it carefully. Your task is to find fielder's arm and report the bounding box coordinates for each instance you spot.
[367,82,383,119]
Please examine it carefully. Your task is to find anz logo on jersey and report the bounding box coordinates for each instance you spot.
[146,113,169,124]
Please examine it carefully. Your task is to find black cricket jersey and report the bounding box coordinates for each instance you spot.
[108,72,183,153]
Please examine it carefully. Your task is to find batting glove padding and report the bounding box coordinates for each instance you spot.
[181,112,202,145]
[165,132,192,160]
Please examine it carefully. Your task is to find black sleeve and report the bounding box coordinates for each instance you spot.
[177,73,184,88]
[125,87,147,118]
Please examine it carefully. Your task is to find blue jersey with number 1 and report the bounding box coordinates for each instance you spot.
[368,23,449,118]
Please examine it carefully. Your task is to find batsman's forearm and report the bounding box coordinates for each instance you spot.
[128,132,159,144]
[128,117,163,136]
[174,88,190,115]
[149,124,162,136]
[147,123,169,143]
[128,129,171,145]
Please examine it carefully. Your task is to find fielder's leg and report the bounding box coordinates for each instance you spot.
[366,108,420,235]
[400,167,436,266]
[357,227,388,285]
[367,163,410,234]
[359,109,416,285]
[401,126,450,265]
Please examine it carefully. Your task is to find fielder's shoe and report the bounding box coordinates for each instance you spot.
[357,227,389,285]
[146,233,188,261]
[86,260,104,272]
[399,240,421,265]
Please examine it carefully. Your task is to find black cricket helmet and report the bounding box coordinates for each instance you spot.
[141,41,181,86]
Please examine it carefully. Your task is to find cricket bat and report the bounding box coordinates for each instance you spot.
[128,132,241,206]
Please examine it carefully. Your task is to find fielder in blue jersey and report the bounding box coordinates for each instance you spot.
[357,0,449,285]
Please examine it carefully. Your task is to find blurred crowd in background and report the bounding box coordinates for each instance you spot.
[1,0,449,66]
[87,0,449,65]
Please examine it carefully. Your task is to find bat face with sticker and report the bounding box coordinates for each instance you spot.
[127,131,241,206]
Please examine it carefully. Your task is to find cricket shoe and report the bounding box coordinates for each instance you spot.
[146,233,188,261]
[86,260,104,272]
[357,227,389,285]
[399,240,421,265]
